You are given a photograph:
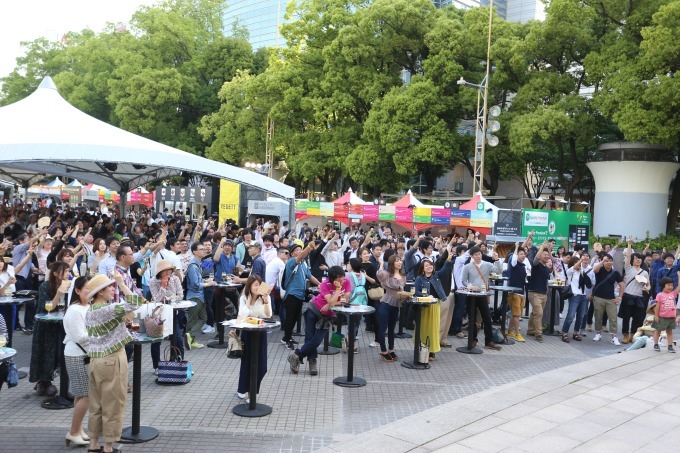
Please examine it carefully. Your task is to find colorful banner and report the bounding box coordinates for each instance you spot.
[293,199,497,232]
[379,205,396,221]
[128,191,153,207]
[61,187,82,204]
[521,209,591,251]
[219,180,240,225]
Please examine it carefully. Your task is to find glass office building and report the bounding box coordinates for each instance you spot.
[224,0,288,50]
[224,0,540,50]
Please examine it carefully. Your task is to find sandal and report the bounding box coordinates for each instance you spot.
[380,352,394,362]
[562,333,570,343]
[388,351,399,361]
[572,333,582,341]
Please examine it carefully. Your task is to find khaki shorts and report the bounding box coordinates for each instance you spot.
[508,293,525,317]
[652,317,677,331]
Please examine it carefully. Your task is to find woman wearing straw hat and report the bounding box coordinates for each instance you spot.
[85,273,145,453]
[149,259,184,370]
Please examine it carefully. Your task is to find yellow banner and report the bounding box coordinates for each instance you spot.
[219,180,240,225]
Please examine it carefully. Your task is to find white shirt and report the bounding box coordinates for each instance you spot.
[151,249,183,279]
[265,256,286,287]
[0,266,16,294]
[63,304,89,356]
[98,254,116,275]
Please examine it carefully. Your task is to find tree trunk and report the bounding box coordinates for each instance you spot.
[666,169,680,233]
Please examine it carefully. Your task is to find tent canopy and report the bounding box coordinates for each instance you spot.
[46,177,64,187]
[333,188,368,205]
[0,77,295,202]
[459,194,500,222]
[67,179,83,187]
[391,190,426,208]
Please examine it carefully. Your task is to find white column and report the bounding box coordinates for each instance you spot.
[587,161,679,239]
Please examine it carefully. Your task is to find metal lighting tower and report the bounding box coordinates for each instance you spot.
[457,0,499,195]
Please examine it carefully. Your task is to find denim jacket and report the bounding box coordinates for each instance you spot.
[414,260,453,300]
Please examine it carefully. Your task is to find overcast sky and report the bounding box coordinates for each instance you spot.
[0,0,157,80]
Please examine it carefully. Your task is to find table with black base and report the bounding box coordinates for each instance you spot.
[317,327,340,355]
[120,334,163,443]
[223,319,280,417]
[209,284,242,349]
[401,297,438,370]
[0,347,17,362]
[34,313,73,410]
[488,286,524,346]
[545,283,565,337]
[0,296,33,380]
[455,290,493,355]
[395,282,414,339]
[331,305,375,387]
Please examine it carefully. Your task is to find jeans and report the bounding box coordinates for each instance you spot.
[450,292,468,335]
[16,278,35,329]
[561,294,588,334]
[470,295,494,345]
[294,309,326,363]
[377,303,399,352]
[171,309,186,360]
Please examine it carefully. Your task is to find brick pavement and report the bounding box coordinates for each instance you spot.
[1,307,627,452]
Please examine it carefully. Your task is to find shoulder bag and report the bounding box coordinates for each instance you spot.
[157,345,191,385]
[418,336,430,364]
[144,305,165,338]
[227,332,243,359]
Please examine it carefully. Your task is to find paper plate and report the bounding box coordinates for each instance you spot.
[635,274,648,284]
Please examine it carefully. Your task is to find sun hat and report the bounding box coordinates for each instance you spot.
[155,259,176,278]
[290,243,303,254]
[86,274,115,299]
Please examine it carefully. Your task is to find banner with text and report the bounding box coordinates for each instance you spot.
[219,180,240,226]
[521,209,591,251]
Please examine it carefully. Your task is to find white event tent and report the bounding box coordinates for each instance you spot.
[0,77,295,216]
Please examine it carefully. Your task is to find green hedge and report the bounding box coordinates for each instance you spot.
[591,232,680,252]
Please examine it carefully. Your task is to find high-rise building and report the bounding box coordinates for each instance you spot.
[224,0,288,50]
[224,0,543,51]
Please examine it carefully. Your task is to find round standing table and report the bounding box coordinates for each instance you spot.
[455,290,493,355]
[209,283,242,349]
[488,286,524,345]
[120,334,164,444]
[33,313,73,410]
[331,305,375,387]
[545,283,565,336]
[0,347,17,362]
[0,296,34,347]
[401,297,438,370]
[223,319,280,417]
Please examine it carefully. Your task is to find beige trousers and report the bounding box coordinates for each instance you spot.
[527,292,547,336]
[88,348,128,443]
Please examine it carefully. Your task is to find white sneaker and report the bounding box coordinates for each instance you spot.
[202,325,215,334]
[369,342,377,348]
[559,313,564,319]
[611,336,620,346]
[593,333,602,342]
[237,392,246,399]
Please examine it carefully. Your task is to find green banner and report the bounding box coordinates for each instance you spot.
[521,209,591,252]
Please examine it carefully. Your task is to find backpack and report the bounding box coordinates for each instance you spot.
[182,262,200,296]
[278,262,299,298]
[348,273,368,305]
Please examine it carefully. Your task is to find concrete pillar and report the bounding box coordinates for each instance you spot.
[587,142,678,239]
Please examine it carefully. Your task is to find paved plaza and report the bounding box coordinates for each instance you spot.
[2,310,676,452]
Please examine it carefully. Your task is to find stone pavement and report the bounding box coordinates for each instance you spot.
[322,346,680,453]
[0,308,658,452]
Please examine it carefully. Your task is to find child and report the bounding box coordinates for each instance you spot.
[652,275,680,352]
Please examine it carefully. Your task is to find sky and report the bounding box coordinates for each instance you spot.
[0,0,158,80]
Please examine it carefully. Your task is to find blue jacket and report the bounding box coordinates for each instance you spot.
[414,260,453,300]
[186,257,205,302]
[656,265,679,294]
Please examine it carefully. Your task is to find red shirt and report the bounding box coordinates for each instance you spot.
[313,278,352,316]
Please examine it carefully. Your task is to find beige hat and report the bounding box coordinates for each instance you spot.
[86,274,115,299]
[155,259,176,278]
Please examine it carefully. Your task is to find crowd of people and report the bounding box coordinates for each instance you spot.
[1,198,680,451]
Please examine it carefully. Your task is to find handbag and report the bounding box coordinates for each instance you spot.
[418,337,430,364]
[144,305,165,338]
[367,287,385,300]
[559,285,574,300]
[76,343,90,365]
[227,333,244,359]
[492,327,505,344]
[157,345,191,385]
[6,361,18,388]
[330,331,344,348]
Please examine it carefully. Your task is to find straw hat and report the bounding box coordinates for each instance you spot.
[86,274,115,299]
[155,259,176,278]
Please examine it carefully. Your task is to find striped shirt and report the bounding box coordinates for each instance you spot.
[85,295,145,358]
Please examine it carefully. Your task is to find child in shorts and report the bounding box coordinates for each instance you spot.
[652,275,680,352]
